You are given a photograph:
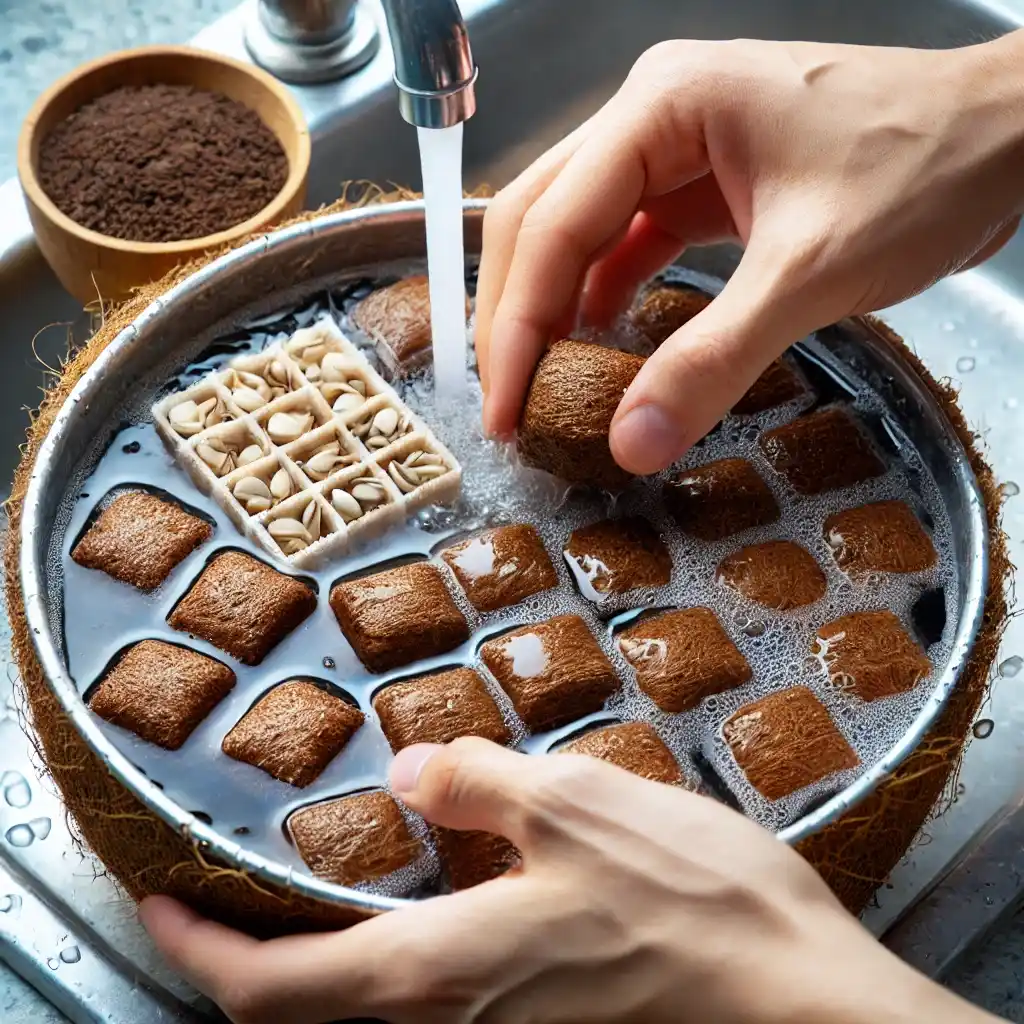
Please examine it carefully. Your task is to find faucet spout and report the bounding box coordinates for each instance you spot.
[378,0,478,129]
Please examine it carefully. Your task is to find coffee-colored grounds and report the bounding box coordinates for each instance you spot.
[37,84,288,243]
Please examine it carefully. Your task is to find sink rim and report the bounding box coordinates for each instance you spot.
[18,198,989,915]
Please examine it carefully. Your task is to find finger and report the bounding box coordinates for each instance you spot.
[610,236,820,474]
[475,112,604,396]
[483,98,711,439]
[582,175,737,328]
[140,896,377,1024]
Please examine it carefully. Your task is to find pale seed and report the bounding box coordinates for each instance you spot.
[233,476,273,501]
[305,451,344,479]
[197,443,234,476]
[305,364,321,382]
[231,386,267,412]
[351,481,385,507]
[333,392,365,414]
[388,461,417,493]
[244,496,273,514]
[415,463,448,480]
[270,468,293,500]
[331,488,364,522]
[302,500,322,541]
[169,400,203,436]
[237,444,264,467]
[267,411,313,444]
[372,407,400,437]
[320,352,349,383]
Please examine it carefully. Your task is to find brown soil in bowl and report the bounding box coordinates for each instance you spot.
[3,189,1009,934]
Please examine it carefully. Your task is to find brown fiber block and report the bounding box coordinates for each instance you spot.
[618,608,752,713]
[480,615,620,732]
[717,540,827,610]
[288,791,421,886]
[330,562,469,673]
[72,491,211,590]
[168,551,316,665]
[222,681,365,787]
[88,640,234,750]
[518,340,645,490]
[564,516,672,597]
[664,458,779,542]
[632,285,712,345]
[817,611,931,702]
[724,685,859,801]
[824,500,937,575]
[559,721,683,785]
[442,524,558,613]
[733,359,806,415]
[373,668,510,752]
[760,407,885,495]
[433,827,520,891]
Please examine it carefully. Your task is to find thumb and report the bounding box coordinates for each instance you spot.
[609,240,820,475]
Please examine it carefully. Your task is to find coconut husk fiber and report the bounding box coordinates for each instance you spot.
[3,186,1011,936]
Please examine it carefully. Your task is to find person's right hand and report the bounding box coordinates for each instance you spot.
[475,32,1024,474]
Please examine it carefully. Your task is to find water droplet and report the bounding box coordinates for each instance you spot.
[999,655,1022,678]
[942,320,956,332]
[233,826,250,836]
[121,440,141,454]
[322,656,336,670]
[1006,396,1020,410]
[5,824,34,848]
[59,945,81,965]
[968,337,980,349]
[1,771,31,809]
[742,620,766,637]
[0,894,23,914]
[956,356,976,373]
[29,817,51,841]
[46,958,59,971]
[1000,481,1019,498]
[972,719,995,739]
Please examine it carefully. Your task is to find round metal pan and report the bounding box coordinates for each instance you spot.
[18,199,988,916]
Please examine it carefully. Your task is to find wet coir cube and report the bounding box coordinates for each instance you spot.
[72,491,211,591]
[288,790,421,886]
[433,827,520,891]
[732,358,806,415]
[664,458,779,542]
[618,608,752,713]
[760,407,885,494]
[564,516,672,597]
[632,285,712,345]
[824,500,937,575]
[442,524,558,613]
[479,615,620,732]
[331,561,470,673]
[168,551,316,665]
[89,640,234,750]
[717,540,827,610]
[723,685,859,801]
[817,611,931,702]
[222,681,365,787]
[559,721,683,785]
[373,667,510,752]
[518,340,645,490]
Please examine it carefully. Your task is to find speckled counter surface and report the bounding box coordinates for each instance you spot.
[2,2,1024,1022]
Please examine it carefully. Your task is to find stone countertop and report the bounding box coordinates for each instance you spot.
[2,2,1024,1023]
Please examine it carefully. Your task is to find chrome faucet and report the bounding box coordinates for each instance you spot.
[378,0,477,128]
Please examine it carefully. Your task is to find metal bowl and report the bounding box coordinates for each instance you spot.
[18,199,988,916]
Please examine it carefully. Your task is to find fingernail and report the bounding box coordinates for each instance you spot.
[612,404,684,474]
[389,743,442,795]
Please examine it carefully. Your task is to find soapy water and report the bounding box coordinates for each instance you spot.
[46,263,959,894]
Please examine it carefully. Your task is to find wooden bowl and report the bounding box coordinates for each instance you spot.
[17,45,311,306]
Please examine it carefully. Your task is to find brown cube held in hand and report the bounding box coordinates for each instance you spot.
[373,667,510,752]
[72,491,211,591]
[824,500,937,575]
[480,614,620,732]
[518,340,645,491]
[559,721,684,786]
[732,358,806,415]
[222,681,365,787]
[817,611,931,702]
[724,685,859,801]
[564,516,672,597]
[618,608,752,713]
[632,285,712,345]
[717,540,827,610]
[288,791,421,886]
[168,551,316,665]
[442,524,558,613]
[664,459,779,542]
[433,827,520,891]
[760,407,886,495]
[331,561,469,673]
[88,640,234,750]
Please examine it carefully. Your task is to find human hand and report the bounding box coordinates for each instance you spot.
[139,738,991,1024]
[475,32,1024,475]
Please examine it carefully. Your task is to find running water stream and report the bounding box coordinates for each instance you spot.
[417,123,468,402]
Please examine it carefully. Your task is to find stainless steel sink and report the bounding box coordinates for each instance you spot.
[3,1,1024,1021]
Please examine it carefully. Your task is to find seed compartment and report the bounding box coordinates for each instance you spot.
[284,422,362,485]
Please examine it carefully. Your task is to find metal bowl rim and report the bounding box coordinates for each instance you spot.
[18,197,989,915]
